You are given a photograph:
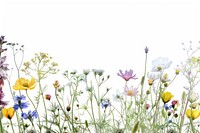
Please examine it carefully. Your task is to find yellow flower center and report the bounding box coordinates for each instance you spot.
[127,90,134,96]
[23,83,29,87]
[157,66,162,71]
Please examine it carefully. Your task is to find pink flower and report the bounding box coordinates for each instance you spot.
[117,69,137,81]
[124,85,138,97]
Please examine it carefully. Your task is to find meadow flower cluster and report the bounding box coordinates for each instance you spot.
[0,36,200,133]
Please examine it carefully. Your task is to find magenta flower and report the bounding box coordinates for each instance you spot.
[124,85,138,97]
[117,69,137,81]
[0,87,8,109]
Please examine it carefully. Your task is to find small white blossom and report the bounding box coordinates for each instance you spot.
[152,57,172,72]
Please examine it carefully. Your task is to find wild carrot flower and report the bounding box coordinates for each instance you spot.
[13,95,29,110]
[161,92,174,103]
[2,107,15,119]
[152,57,172,72]
[21,110,38,120]
[117,69,137,81]
[124,85,138,97]
[186,109,200,120]
[13,77,36,90]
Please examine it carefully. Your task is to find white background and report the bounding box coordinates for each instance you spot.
[1,0,200,103]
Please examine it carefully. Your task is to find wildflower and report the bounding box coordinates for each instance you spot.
[21,110,38,120]
[13,77,36,90]
[152,57,172,72]
[113,89,123,102]
[101,99,111,109]
[171,100,179,109]
[0,36,7,44]
[0,56,9,80]
[66,105,71,112]
[124,85,138,97]
[53,80,60,89]
[45,94,51,100]
[144,46,149,54]
[161,73,170,83]
[13,95,29,110]
[2,107,15,119]
[161,92,174,103]
[145,103,150,110]
[117,69,137,81]
[186,109,200,120]
[148,79,154,86]
[83,69,90,75]
[93,69,104,76]
[190,103,198,109]
[147,72,161,80]
[188,90,199,103]
[0,88,8,108]
[164,103,173,110]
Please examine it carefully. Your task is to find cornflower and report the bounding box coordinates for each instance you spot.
[13,95,29,110]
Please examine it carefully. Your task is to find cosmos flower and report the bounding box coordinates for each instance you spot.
[117,69,137,81]
[152,57,172,72]
[2,107,15,119]
[124,85,138,97]
[13,77,36,90]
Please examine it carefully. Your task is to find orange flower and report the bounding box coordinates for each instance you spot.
[2,107,15,119]
[13,78,36,90]
[53,80,60,89]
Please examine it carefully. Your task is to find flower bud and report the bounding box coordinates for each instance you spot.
[45,94,51,101]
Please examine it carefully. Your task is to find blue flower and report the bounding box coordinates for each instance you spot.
[21,110,38,120]
[13,95,29,110]
[164,103,172,110]
[101,100,111,109]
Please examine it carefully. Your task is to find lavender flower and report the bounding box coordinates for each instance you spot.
[13,95,29,110]
[0,88,8,108]
[0,56,9,79]
[117,69,137,81]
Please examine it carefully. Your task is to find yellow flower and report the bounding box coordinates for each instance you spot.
[13,77,36,90]
[53,80,60,89]
[161,92,174,103]
[186,109,200,120]
[2,107,15,119]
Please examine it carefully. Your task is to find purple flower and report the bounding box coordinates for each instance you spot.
[0,36,7,44]
[21,110,38,120]
[0,56,9,79]
[144,46,149,54]
[0,87,8,108]
[13,95,29,110]
[101,100,111,109]
[117,69,137,81]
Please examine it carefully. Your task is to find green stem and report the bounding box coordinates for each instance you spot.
[0,119,3,133]
[10,120,15,133]
[26,90,42,132]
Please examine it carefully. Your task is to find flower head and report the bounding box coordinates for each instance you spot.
[21,110,38,120]
[53,80,60,89]
[124,85,138,97]
[13,77,36,90]
[113,89,123,102]
[117,69,137,81]
[2,107,15,119]
[0,88,8,108]
[101,99,111,109]
[152,57,172,72]
[45,94,51,101]
[161,92,174,103]
[186,109,200,120]
[13,95,29,110]
[188,90,199,103]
